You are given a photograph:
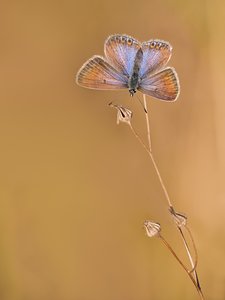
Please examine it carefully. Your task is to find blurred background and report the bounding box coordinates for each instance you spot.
[0,0,225,299]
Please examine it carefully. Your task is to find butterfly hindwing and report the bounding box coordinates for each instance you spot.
[138,67,180,101]
[76,55,128,90]
[104,34,141,77]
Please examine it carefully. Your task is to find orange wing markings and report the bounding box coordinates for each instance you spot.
[139,67,180,101]
[76,56,128,90]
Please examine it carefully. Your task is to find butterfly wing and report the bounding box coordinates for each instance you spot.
[138,67,180,101]
[104,34,141,77]
[139,40,172,78]
[76,55,128,90]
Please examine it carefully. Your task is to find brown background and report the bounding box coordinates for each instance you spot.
[0,0,225,299]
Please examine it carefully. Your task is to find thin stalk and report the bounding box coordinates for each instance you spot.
[185,225,198,273]
[143,94,152,152]
[129,122,173,207]
[133,94,203,297]
[130,121,199,274]
[169,207,198,273]
[159,234,205,300]
[142,95,199,271]
[178,227,201,290]
[142,95,173,208]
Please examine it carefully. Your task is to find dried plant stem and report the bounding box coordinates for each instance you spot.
[130,121,203,297]
[185,225,198,273]
[142,94,172,207]
[129,122,173,208]
[159,234,204,300]
[129,124,172,207]
[130,122,198,267]
[143,94,152,152]
[142,95,202,289]
[178,226,200,290]
[129,94,204,299]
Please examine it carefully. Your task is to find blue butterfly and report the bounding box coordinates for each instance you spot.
[76,34,180,101]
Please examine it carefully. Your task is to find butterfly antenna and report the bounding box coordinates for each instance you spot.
[135,94,148,113]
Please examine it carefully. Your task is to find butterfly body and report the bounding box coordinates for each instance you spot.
[76,34,180,101]
[128,47,143,96]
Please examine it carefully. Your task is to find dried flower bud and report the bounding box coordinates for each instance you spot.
[109,102,132,125]
[169,206,187,227]
[144,220,161,237]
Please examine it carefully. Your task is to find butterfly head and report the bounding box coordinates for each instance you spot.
[129,89,136,97]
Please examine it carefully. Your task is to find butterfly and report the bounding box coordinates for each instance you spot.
[76,34,180,101]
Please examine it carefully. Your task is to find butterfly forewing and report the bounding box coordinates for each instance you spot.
[140,40,172,78]
[138,67,180,101]
[104,34,141,77]
[76,56,128,90]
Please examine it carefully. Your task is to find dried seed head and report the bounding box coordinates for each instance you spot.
[144,220,161,237]
[169,206,187,227]
[109,102,133,125]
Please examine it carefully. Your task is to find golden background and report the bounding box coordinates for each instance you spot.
[1,0,225,299]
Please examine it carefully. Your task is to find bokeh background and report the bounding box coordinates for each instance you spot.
[1,0,225,299]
